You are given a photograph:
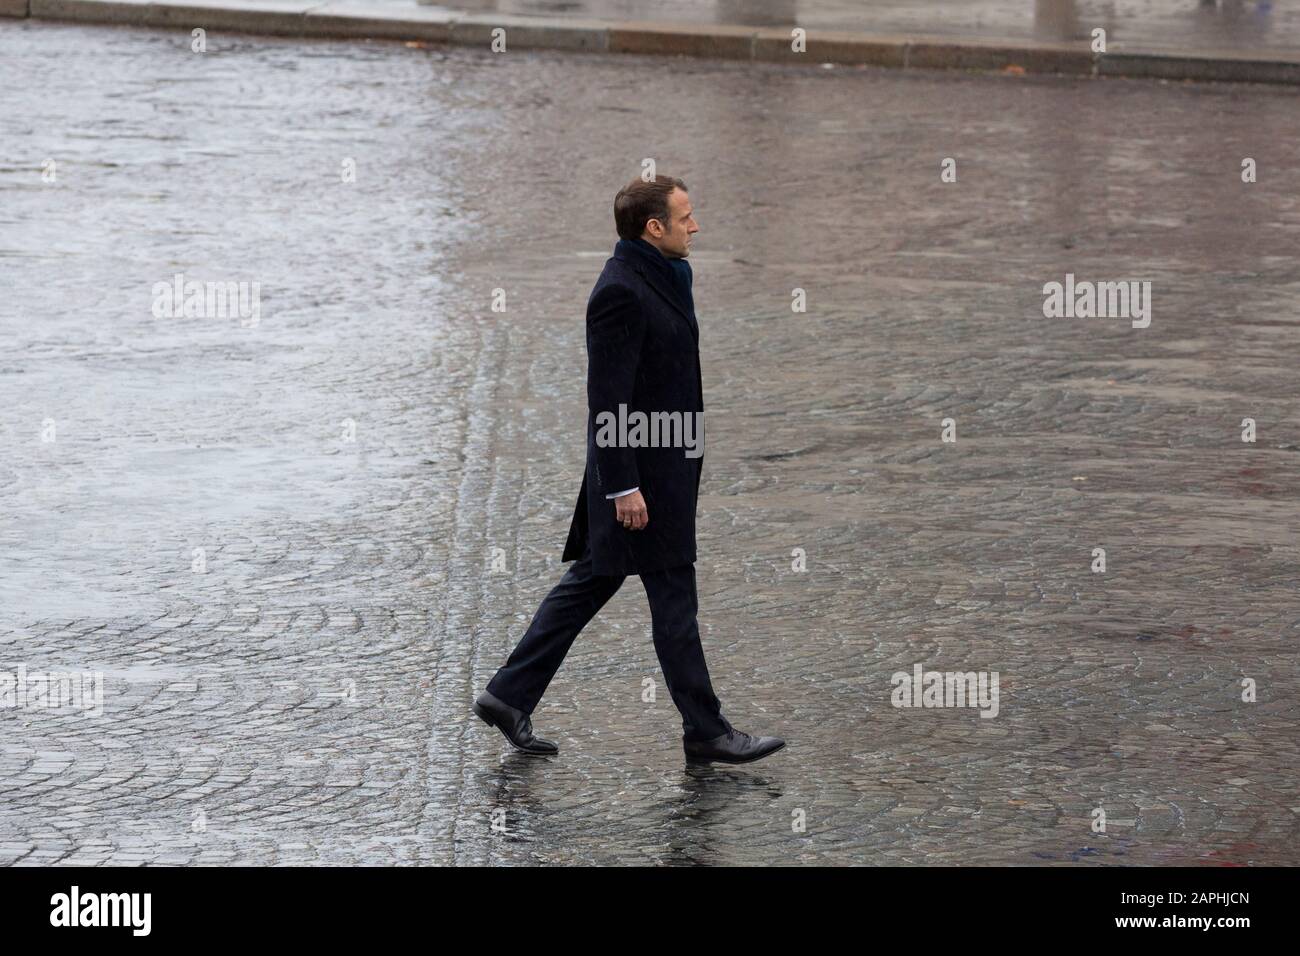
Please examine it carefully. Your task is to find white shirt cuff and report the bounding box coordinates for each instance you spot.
[606,486,639,499]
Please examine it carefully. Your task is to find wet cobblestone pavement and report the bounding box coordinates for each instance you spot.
[1,21,1299,865]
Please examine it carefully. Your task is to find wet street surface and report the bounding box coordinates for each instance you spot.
[1,21,1298,865]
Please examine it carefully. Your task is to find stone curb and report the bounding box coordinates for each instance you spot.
[6,0,1300,86]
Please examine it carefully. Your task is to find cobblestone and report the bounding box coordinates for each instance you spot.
[0,21,1297,865]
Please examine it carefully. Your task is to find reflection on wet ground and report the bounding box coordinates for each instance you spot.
[1,21,1297,864]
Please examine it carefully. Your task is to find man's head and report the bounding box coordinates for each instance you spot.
[614,174,699,259]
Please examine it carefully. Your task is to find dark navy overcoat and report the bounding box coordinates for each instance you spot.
[561,239,703,576]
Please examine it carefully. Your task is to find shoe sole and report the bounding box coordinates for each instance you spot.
[472,701,556,757]
[685,740,786,765]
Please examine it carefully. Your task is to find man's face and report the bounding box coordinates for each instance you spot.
[644,188,699,258]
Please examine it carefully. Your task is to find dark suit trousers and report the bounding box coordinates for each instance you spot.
[485,545,728,742]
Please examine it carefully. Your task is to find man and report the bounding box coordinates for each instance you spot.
[473,175,784,765]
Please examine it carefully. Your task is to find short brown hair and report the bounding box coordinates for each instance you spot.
[614,174,687,241]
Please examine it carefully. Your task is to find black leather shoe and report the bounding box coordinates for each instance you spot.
[684,720,785,765]
[473,690,558,756]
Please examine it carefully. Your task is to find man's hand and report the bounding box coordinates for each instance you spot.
[615,490,648,531]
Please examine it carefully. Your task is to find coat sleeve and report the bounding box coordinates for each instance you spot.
[586,281,647,495]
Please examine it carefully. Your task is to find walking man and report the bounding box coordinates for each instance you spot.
[473,175,785,764]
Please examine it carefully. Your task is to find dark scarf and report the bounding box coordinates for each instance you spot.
[617,236,694,317]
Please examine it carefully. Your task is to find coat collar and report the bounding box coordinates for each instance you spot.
[613,238,698,342]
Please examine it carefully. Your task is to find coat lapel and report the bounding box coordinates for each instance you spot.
[629,259,699,345]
